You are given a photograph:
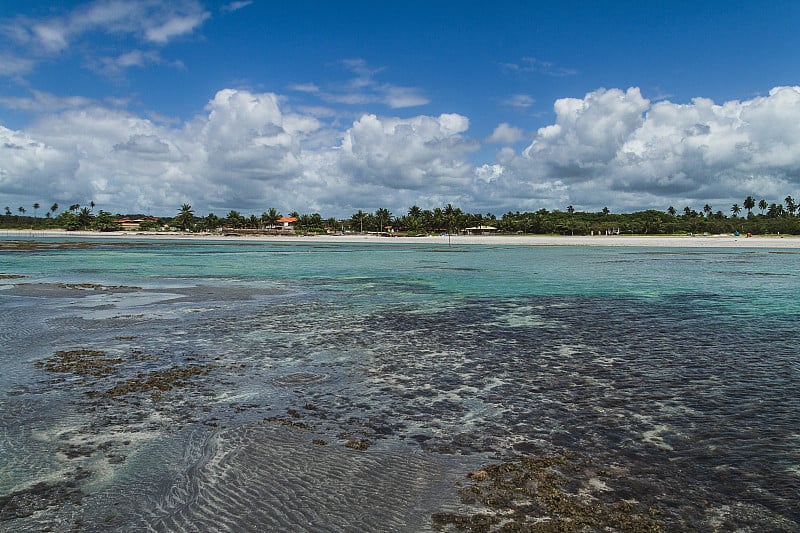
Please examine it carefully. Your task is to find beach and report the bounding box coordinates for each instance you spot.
[3,228,800,248]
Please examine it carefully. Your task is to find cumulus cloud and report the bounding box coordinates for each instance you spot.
[524,87,650,175]
[482,86,800,212]
[113,134,171,155]
[487,123,525,144]
[4,84,800,218]
[0,126,79,198]
[0,86,482,215]
[340,113,477,190]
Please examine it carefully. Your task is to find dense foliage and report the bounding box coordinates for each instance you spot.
[3,196,800,235]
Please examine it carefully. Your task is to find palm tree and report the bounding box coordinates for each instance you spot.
[350,210,366,233]
[759,199,768,215]
[261,207,281,229]
[50,203,59,217]
[743,196,755,217]
[225,210,244,228]
[444,203,462,235]
[667,206,676,216]
[174,203,195,231]
[202,213,220,231]
[731,204,741,218]
[785,196,796,216]
[78,207,93,229]
[406,205,423,232]
[297,213,312,231]
[92,210,120,232]
[767,203,785,218]
[17,206,25,224]
[4,206,11,218]
[375,208,392,232]
[89,200,95,212]
[703,204,712,218]
[566,205,574,214]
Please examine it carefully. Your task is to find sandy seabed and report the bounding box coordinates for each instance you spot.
[3,229,800,248]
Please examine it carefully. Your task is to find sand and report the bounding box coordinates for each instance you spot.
[2,228,800,248]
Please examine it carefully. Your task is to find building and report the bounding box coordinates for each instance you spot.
[463,225,498,235]
[114,217,158,231]
[275,216,297,230]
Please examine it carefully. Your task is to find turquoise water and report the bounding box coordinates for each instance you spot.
[1,238,799,530]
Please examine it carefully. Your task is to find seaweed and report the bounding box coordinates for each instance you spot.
[432,453,663,532]
[35,349,123,377]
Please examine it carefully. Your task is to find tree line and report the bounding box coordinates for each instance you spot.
[3,195,800,235]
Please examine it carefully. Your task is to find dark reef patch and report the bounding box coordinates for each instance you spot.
[0,468,90,521]
[432,453,663,532]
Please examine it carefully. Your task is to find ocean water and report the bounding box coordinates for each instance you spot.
[1,237,798,531]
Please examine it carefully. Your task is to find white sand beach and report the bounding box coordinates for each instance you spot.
[3,229,800,248]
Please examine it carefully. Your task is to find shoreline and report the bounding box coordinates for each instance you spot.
[2,228,800,248]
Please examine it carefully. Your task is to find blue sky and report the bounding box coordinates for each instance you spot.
[1,1,799,218]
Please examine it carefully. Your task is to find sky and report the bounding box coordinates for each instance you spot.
[1,0,799,218]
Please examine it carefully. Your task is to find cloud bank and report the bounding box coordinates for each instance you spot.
[2,86,800,217]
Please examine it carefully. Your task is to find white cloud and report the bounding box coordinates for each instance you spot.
[339,113,476,191]
[289,83,320,94]
[0,1,209,79]
[0,92,474,215]
[0,126,79,199]
[31,23,69,53]
[0,90,96,113]
[113,134,171,155]
[144,10,210,43]
[487,85,800,212]
[504,94,535,113]
[522,87,650,176]
[501,57,577,77]
[0,53,34,77]
[91,49,183,76]
[4,85,800,218]
[383,86,429,109]
[221,2,253,14]
[487,123,525,144]
[318,59,429,109]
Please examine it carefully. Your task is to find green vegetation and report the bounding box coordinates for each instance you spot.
[3,196,800,235]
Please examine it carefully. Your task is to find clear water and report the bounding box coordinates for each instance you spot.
[1,238,799,531]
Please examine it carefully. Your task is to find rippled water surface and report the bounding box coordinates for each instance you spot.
[1,238,799,531]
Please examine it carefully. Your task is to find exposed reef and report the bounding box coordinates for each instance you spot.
[432,453,663,532]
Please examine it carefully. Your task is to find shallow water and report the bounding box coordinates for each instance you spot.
[1,238,799,531]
